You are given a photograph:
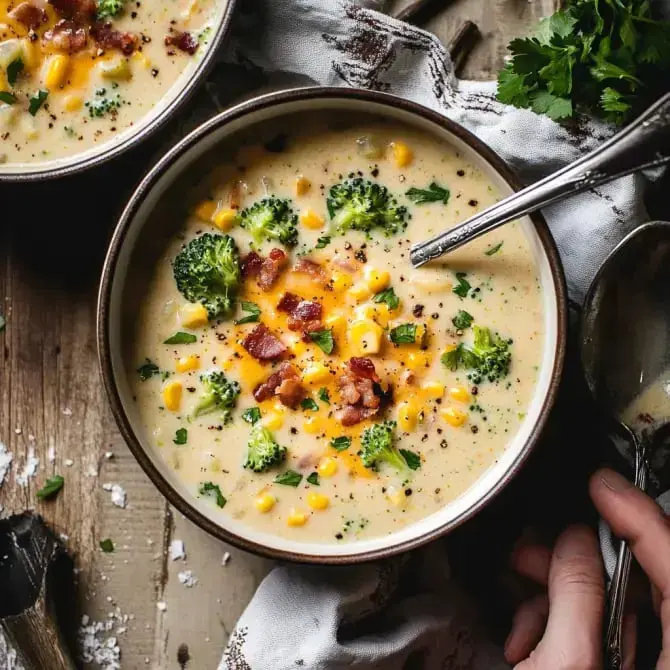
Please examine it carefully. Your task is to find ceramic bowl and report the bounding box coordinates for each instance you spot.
[98,87,567,563]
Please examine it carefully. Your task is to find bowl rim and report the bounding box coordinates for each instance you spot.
[97,86,568,564]
[0,0,236,183]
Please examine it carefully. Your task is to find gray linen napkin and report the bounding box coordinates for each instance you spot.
[210,1,663,668]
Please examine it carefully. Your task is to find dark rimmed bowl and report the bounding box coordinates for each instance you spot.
[0,0,236,182]
[97,87,568,564]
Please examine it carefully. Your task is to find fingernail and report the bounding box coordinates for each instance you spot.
[554,525,596,559]
[599,468,632,493]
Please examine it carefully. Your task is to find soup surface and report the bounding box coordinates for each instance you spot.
[130,120,545,544]
[0,0,215,165]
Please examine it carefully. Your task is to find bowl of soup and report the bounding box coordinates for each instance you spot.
[0,0,234,179]
[98,88,567,563]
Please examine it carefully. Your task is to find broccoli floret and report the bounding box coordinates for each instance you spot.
[239,197,298,247]
[173,233,241,320]
[192,370,240,423]
[243,424,287,473]
[96,0,126,19]
[358,421,408,472]
[327,178,408,237]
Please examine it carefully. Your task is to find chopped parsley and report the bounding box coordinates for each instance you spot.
[99,538,115,553]
[452,310,474,330]
[373,287,399,310]
[7,58,23,86]
[318,387,330,404]
[309,329,334,354]
[173,428,188,445]
[315,235,331,249]
[300,398,319,411]
[453,272,471,298]
[242,407,261,425]
[399,449,421,470]
[163,331,197,345]
[86,91,123,118]
[389,323,417,345]
[235,301,261,325]
[28,89,48,116]
[306,472,320,486]
[36,475,64,500]
[330,436,351,452]
[137,359,159,381]
[405,182,450,205]
[0,91,16,104]
[199,481,226,507]
[273,470,303,487]
[485,242,504,256]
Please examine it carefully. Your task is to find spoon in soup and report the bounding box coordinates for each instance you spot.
[580,220,670,669]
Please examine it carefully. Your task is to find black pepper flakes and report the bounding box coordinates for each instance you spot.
[440,439,448,449]
[354,249,367,263]
[468,199,478,207]
[412,304,424,318]
[457,169,465,176]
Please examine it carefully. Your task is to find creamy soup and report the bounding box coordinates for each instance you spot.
[623,370,670,430]
[0,0,214,165]
[130,121,545,544]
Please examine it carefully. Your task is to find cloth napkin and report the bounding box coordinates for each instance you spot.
[209,1,664,668]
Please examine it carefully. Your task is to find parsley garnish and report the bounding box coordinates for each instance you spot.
[199,481,226,507]
[331,436,351,452]
[485,242,504,256]
[0,91,16,104]
[137,359,159,380]
[163,331,197,344]
[373,287,399,310]
[315,235,331,249]
[274,470,303,487]
[173,428,188,445]
[318,388,330,404]
[301,398,319,411]
[99,538,115,553]
[309,329,334,354]
[7,58,23,86]
[235,301,261,325]
[389,323,417,345]
[242,407,261,425]
[36,475,64,500]
[306,472,320,486]
[405,182,450,205]
[399,449,421,470]
[28,89,48,116]
[453,272,471,298]
[452,310,474,330]
[441,345,462,371]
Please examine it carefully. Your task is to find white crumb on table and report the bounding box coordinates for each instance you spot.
[78,614,122,670]
[102,483,127,508]
[170,539,186,561]
[177,570,198,587]
[0,442,13,488]
[156,601,167,612]
[15,446,39,487]
[47,446,56,463]
[62,407,73,416]
[65,458,74,467]
[221,552,231,566]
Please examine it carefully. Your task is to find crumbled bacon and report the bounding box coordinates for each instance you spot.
[276,292,301,314]
[241,252,262,279]
[337,406,378,427]
[242,324,287,361]
[91,21,138,54]
[9,2,47,29]
[253,362,305,409]
[293,257,327,283]
[336,358,383,426]
[44,19,88,52]
[258,248,287,291]
[277,292,323,338]
[349,357,380,382]
[165,30,198,55]
[48,0,95,20]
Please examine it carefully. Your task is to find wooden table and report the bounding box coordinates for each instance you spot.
[0,1,558,667]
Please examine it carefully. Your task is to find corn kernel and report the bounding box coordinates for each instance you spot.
[391,141,413,168]
[387,487,408,508]
[295,175,311,196]
[441,406,468,427]
[448,385,471,403]
[302,363,330,385]
[348,282,372,302]
[349,319,383,356]
[176,355,199,373]
[287,509,308,527]
[161,381,182,412]
[318,457,338,478]
[422,381,445,399]
[303,416,322,434]
[255,493,276,513]
[99,56,131,80]
[43,54,70,90]
[372,304,392,327]
[194,200,217,222]
[406,351,431,372]
[331,272,353,293]
[212,208,238,231]
[364,267,390,293]
[306,492,329,510]
[179,303,209,328]
[263,412,284,431]
[324,313,347,338]
[63,94,82,112]
[300,210,324,230]
[132,51,151,68]
[397,400,419,432]
[20,39,40,70]
[290,339,308,357]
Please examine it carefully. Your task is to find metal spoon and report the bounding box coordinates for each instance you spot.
[580,220,670,669]
[410,93,670,267]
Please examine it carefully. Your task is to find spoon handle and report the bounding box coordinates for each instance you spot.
[410,92,670,267]
[604,450,649,670]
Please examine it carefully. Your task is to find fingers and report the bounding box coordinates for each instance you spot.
[512,544,552,586]
[504,594,548,665]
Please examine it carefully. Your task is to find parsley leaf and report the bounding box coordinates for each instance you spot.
[452,310,474,330]
[99,538,115,553]
[199,481,226,507]
[37,475,64,500]
[315,235,331,249]
[399,449,421,470]
[373,287,399,310]
[235,301,261,325]
[137,359,159,381]
[274,470,303,487]
[164,331,197,344]
[242,407,261,425]
[441,345,462,371]
[173,428,188,445]
[405,182,450,205]
[7,58,23,86]
[306,472,320,486]
[309,329,334,354]
[301,398,319,411]
[28,89,48,116]
[0,91,16,104]
[485,242,504,256]
[318,388,330,404]
[331,436,351,452]
[389,323,417,345]
[453,272,471,298]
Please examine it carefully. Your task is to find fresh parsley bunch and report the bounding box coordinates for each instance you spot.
[497,0,670,124]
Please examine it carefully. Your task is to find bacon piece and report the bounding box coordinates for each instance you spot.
[277,292,301,314]
[165,30,198,55]
[9,2,47,29]
[44,19,88,52]
[336,358,383,426]
[277,292,323,338]
[242,324,286,361]
[293,257,327,283]
[241,251,263,279]
[252,362,305,409]
[277,378,305,409]
[48,0,95,20]
[337,405,378,427]
[349,357,380,382]
[91,21,138,54]
[258,248,287,291]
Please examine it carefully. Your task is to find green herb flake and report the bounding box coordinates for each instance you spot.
[199,481,226,507]
[0,91,16,104]
[242,407,261,425]
[389,323,417,345]
[315,235,331,249]
[173,428,188,445]
[306,472,320,486]
[137,359,159,381]
[318,387,330,404]
[399,449,421,470]
[7,58,24,86]
[99,538,115,553]
[309,329,334,354]
[300,398,319,411]
[36,475,64,500]
[485,242,504,256]
[273,470,303,487]
[163,331,197,345]
[28,89,48,116]
[441,345,462,371]
[330,436,351,452]
[453,272,471,299]
[235,301,261,325]
[373,287,399,310]
[406,182,450,205]
[452,310,474,330]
